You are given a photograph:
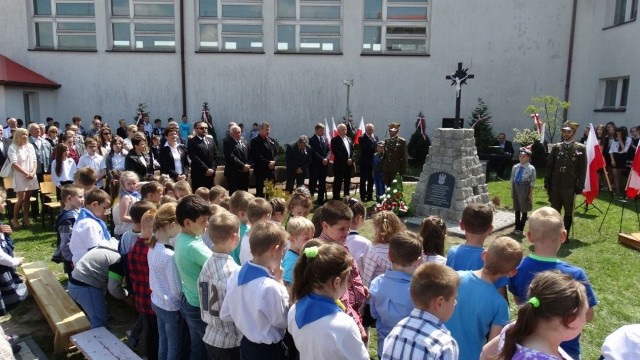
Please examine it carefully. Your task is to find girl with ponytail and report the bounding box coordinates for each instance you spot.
[480,270,589,360]
[288,242,369,360]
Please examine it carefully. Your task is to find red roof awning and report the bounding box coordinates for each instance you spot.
[0,54,60,89]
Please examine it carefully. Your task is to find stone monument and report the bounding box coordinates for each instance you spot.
[412,128,492,221]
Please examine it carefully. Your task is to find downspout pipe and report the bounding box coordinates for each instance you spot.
[180,0,187,117]
[563,0,578,121]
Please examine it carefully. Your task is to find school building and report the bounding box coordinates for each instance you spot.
[0,0,637,141]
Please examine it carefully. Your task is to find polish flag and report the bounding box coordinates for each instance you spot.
[354,117,365,145]
[331,117,339,138]
[626,144,640,199]
[324,118,332,142]
[582,123,605,204]
[531,113,545,144]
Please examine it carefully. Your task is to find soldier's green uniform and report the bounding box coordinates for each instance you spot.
[381,122,408,186]
[544,121,586,234]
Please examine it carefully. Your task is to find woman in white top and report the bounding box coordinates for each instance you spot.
[97,128,112,156]
[610,126,632,194]
[8,128,38,228]
[103,136,128,192]
[159,127,188,181]
[51,143,77,199]
[122,125,138,152]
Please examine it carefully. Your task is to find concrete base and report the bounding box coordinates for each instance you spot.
[405,210,515,238]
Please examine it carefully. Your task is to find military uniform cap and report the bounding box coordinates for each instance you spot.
[561,121,579,131]
[388,122,401,131]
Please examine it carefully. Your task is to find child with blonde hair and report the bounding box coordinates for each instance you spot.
[195,187,210,203]
[173,180,192,199]
[113,171,141,238]
[287,243,369,360]
[239,197,272,265]
[286,189,313,219]
[209,185,228,205]
[481,271,589,360]
[148,203,183,360]
[282,216,315,286]
[362,210,405,286]
[228,190,255,264]
[419,215,447,265]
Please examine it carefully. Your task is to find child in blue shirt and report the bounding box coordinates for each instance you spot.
[282,216,314,286]
[370,231,423,355]
[446,236,523,360]
[508,207,597,360]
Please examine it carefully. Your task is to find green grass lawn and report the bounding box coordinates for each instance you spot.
[2,179,639,359]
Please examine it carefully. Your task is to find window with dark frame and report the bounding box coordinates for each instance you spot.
[601,77,630,110]
[197,0,264,52]
[362,0,429,55]
[275,0,342,53]
[32,0,97,50]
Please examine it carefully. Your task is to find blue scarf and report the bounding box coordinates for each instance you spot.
[120,190,141,201]
[295,293,342,329]
[237,262,270,286]
[77,208,111,240]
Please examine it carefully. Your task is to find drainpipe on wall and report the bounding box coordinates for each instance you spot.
[180,0,187,117]
[563,0,578,121]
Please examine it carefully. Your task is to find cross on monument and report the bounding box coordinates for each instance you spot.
[445,62,474,129]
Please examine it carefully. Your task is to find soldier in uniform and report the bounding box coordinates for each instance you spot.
[381,122,408,186]
[544,121,586,236]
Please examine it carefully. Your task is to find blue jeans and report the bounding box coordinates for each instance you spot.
[153,303,182,360]
[181,296,207,360]
[68,282,107,329]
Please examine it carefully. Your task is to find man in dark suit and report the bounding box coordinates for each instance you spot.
[249,122,276,198]
[491,132,515,179]
[331,123,354,200]
[223,124,250,194]
[309,123,330,205]
[187,120,218,190]
[358,123,378,201]
[285,135,311,193]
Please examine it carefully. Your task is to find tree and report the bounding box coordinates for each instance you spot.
[408,112,431,165]
[525,95,571,144]
[468,98,494,153]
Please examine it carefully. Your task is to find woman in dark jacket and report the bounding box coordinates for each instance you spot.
[159,127,189,181]
[124,132,154,180]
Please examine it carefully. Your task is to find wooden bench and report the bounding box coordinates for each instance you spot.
[21,261,91,353]
[71,327,141,360]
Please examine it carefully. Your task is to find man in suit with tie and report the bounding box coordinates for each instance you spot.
[187,120,218,190]
[285,135,311,193]
[358,123,378,201]
[249,122,276,198]
[331,123,354,200]
[223,124,250,194]
[309,123,330,204]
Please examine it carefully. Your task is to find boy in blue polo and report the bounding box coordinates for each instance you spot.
[508,206,597,360]
[369,231,423,354]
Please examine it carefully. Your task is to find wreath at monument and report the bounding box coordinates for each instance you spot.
[375,174,409,217]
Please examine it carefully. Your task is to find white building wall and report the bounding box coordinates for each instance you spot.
[569,0,640,129]
[1,0,573,143]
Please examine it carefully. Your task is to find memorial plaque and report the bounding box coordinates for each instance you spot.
[424,171,455,208]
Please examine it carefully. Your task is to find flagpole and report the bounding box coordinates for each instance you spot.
[603,167,613,192]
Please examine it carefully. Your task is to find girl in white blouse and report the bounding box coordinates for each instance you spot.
[51,143,77,199]
[610,126,632,194]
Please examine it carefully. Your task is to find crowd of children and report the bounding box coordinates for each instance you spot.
[16,158,606,360]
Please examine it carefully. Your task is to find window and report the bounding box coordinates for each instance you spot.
[609,0,638,26]
[276,0,342,53]
[32,0,97,50]
[197,0,264,52]
[110,0,176,51]
[600,77,629,110]
[362,0,430,55]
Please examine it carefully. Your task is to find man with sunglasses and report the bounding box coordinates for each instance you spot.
[188,120,218,190]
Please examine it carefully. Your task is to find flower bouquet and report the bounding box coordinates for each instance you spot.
[375,174,409,217]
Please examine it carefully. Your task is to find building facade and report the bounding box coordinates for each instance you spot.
[0,0,636,142]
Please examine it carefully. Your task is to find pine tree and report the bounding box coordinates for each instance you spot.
[468,98,495,153]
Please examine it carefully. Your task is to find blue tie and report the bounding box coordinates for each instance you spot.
[515,166,524,184]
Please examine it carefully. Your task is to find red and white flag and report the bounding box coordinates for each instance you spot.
[582,123,605,204]
[627,144,640,199]
[531,113,545,144]
[354,117,365,145]
[323,118,331,142]
[331,117,339,138]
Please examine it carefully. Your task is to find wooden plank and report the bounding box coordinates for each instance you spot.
[618,233,640,251]
[71,327,141,360]
[21,262,90,353]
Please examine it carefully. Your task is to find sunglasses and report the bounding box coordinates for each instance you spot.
[197,127,208,130]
